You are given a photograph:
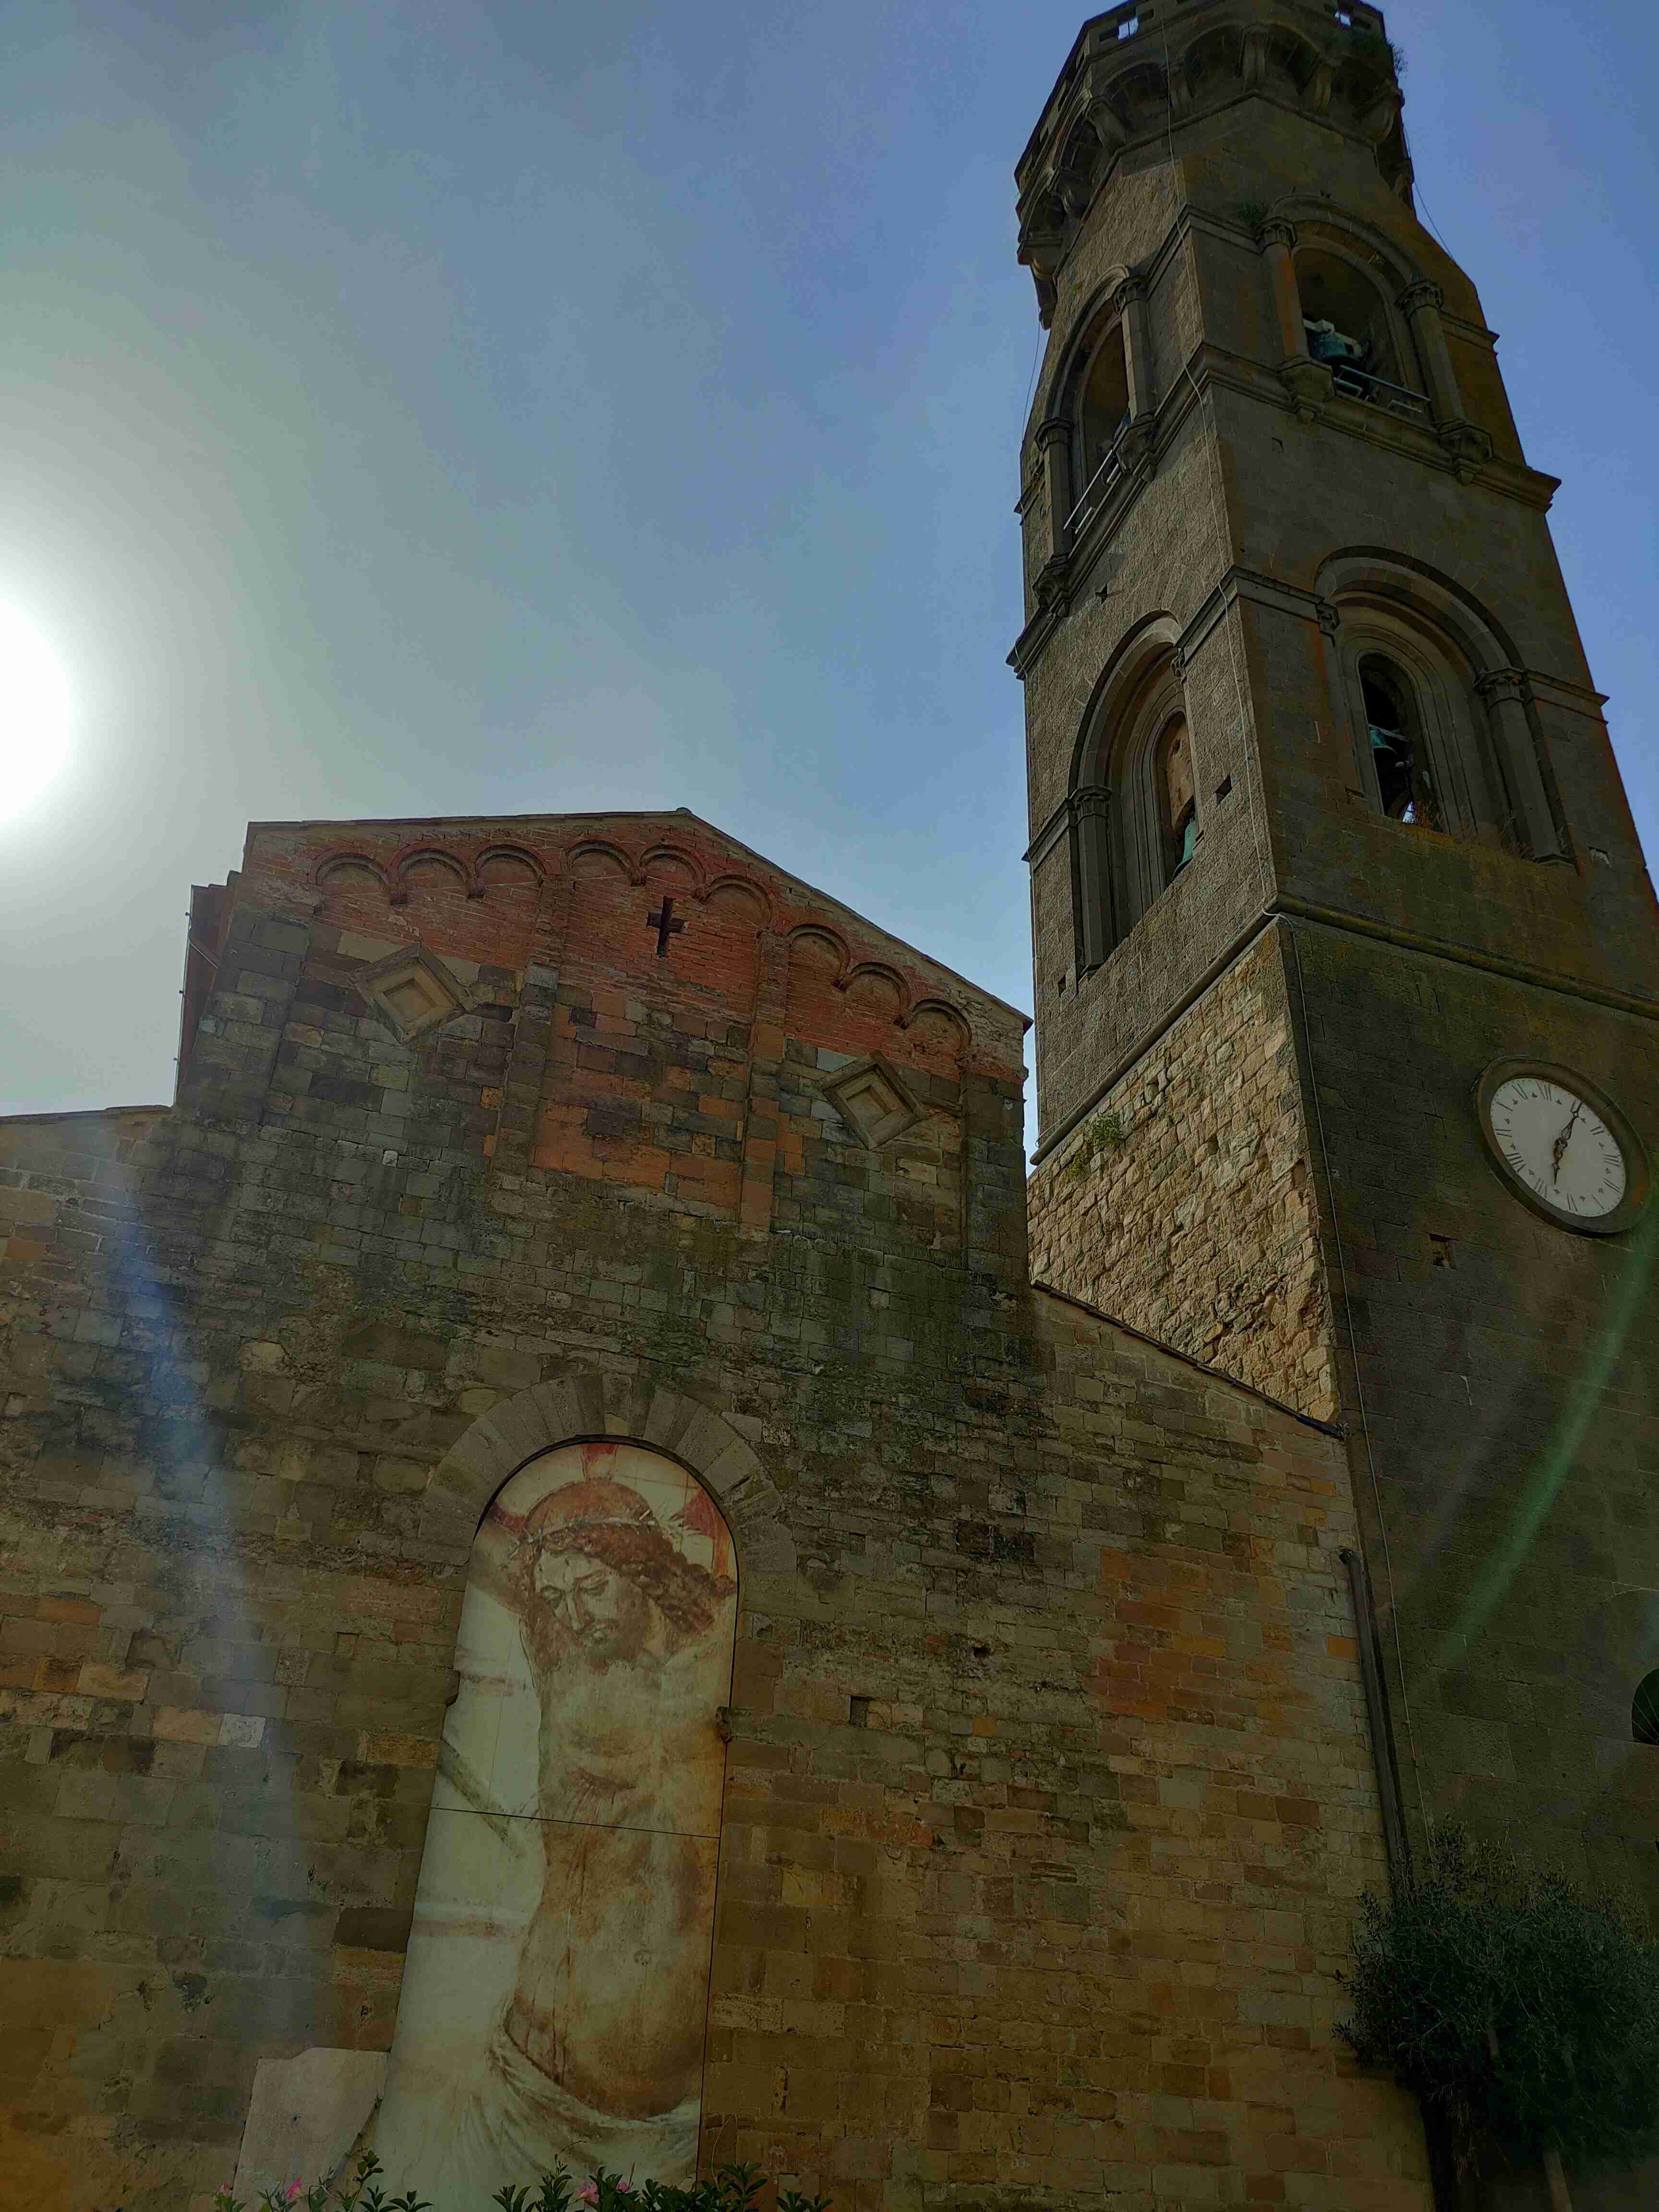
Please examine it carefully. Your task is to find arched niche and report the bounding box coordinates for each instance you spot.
[1068,617,1192,969]
[1316,553,1542,849]
[372,1438,740,2200]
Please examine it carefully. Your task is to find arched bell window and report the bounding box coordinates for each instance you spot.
[1295,243,1423,412]
[1155,714,1198,879]
[1360,657,1440,828]
[1070,324,1131,532]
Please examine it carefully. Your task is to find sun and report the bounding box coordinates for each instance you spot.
[0,603,75,819]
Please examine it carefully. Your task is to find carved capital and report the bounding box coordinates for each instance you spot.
[1034,415,1070,452]
[1279,356,1333,417]
[1035,556,1071,614]
[1475,667,1528,710]
[1257,216,1298,254]
[1118,416,1157,477]
[1083,95,1128,152]
[1437,418,1493,476]
[1398,279,1445,317]
[1058,172,1094,221]
[1071,783,1112,825]
[1112,273,1149,315]
[1314,597,1342,640]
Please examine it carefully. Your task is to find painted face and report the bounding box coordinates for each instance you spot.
[531,1544,649,1661]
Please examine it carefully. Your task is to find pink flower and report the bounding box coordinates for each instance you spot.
[577,2187,599,2207]
[285,2185,303,2205]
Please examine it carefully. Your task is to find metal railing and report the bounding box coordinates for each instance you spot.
[1063,437,1128,539]
[1328,362,1432,421]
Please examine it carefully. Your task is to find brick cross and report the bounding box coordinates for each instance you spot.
[647,896,685,958]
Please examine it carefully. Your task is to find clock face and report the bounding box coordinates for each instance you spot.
[1487,1073,1627,1221]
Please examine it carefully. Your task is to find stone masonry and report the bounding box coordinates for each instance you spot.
[1030,926,1335,1421]
[1,808,1429,2212]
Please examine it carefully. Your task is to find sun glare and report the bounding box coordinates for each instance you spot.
[0,603,75,819]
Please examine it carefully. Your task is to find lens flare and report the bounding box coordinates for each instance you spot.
[0,604,75,818]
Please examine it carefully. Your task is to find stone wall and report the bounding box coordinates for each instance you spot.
[0,812,1428,2212]
[1029,923,1336,1421]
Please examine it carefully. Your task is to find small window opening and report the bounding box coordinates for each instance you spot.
[1634,1672,1659,1747]
[1157,715,1197,879]
[1333,6,1354,24]
[1296,248,1420,413]
[1117,14,1141,40]
[1070,325,1132,534]
[1361,661,1438,829]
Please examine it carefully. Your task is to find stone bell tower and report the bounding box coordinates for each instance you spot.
[1014,0,1659,1966]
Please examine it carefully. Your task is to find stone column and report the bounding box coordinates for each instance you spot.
[1072,785,1114,973]
[1476,668,1563,860]
[1397,279,1459,416]
[1035,414,1074,560]
[1260,218,1330,415]
[1114,274,1154,421]
[1258,219,1306,361]
[1399,278,1494,472]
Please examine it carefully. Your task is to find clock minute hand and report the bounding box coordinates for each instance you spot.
[1551,1099,1582,1182]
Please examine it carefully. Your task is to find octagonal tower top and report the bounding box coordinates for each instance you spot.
[1016,0,1408,323]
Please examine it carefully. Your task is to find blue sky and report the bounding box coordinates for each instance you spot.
[0,0,1654,1124]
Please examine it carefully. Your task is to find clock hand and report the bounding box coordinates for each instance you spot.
[1551,1099,1582,1182]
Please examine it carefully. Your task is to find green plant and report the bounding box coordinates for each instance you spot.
[1343,1827,1659,2185]
[214,2154,831,2212]
[1341,25,1407,84]
[1235,199,1269,235]
[1058,1109,1127,1185]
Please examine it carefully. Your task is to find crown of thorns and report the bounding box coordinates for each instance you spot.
[513,1487,731,1636]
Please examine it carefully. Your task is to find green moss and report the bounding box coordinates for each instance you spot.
[1057,1109,1128,1185]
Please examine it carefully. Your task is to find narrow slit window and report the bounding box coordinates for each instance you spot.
[1634,1672,1659,1747]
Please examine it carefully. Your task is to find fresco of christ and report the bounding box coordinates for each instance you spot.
[368,1442,737,2202]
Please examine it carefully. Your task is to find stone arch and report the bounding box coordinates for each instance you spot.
[1315,547,1552,849]
[376,1425,750,2196]
[418,1370,795,1580]
[1067,613,1187,971]
[1269,199,1424,294]
[315,850,390,892]
[1315,547,1521,673]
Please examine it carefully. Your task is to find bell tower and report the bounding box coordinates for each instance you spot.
[1015,0,1659,1940]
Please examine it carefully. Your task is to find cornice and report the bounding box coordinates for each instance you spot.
[1011,346,1556,682]
[1025,85,1410,319]
[1030,902,1659,1165]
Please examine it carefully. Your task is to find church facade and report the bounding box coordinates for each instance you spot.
[1,8,1653,2212]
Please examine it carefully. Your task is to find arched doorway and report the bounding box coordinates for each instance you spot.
[371,1439,738,2199]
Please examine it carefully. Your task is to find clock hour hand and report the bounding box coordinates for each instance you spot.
[1550,1099,1582,1182]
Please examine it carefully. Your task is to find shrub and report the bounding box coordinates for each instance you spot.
[216,2154,831,2212]
[1057,1110,1126,1186]
[1343,1827,1659,2182]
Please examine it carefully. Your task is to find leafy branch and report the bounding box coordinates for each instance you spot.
[1344,1827,1659,2187]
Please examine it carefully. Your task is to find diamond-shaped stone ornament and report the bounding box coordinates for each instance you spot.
[354,947,469,1041]
[822,1056,926,1149]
